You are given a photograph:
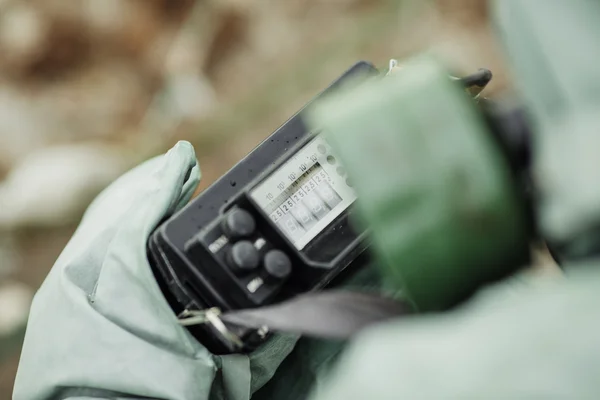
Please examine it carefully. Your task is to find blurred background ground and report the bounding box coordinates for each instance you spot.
[0,0,507,395]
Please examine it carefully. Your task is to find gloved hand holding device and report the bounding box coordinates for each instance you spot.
[17,0,599,396]
[13,142,293,400]
[13,59,524,400]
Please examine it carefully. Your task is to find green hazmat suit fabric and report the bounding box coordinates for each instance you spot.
[309,267,600,400]
[14,141,219,399]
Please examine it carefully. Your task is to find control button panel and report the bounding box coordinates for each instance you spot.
[227,240,259,274]
[262,250,292,282]
[222,208,256,239]
[198,207,294,305]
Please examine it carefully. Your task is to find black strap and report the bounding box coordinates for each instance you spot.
[219,290,411,339]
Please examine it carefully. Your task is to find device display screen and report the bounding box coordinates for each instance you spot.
[250,135,356,250]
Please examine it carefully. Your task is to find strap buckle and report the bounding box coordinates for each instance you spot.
[177,307,245,351]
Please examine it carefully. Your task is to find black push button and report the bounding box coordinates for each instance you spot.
[222,209,256,239]
[228,241,259,274]
[263,250,292,282]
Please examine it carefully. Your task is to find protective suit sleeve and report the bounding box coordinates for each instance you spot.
[309,267,600,400]
[13,142,217,400]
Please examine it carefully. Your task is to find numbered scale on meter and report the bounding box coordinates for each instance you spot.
[250,135,356,250]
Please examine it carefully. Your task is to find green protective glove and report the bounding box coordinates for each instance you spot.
[12,141,326,400]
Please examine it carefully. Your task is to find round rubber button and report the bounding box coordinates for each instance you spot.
[223,209,256,239]
[263,250,292,282]
[228,241,259,273]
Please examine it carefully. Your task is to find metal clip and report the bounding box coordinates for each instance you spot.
[386,59,401,76]
[177,308,244,350]
[386,58,492,100]
[178,307,219,326]
[453,68,493,99]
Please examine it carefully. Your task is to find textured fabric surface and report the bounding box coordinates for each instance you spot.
[309,267,600,400]
[14,141,219,400]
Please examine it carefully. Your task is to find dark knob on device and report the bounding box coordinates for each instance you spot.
[263,250,292,282]
[223,208,256,239]
[228,241,260,274]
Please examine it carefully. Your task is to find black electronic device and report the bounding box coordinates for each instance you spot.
[148,61,379,354]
